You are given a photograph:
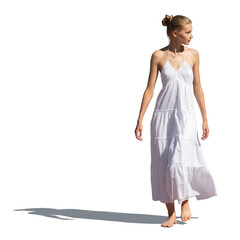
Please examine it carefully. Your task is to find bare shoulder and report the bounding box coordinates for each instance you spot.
[184,47,199,68]
[152,47,166,59]
[184,46,196,54]
[151,47,168,70]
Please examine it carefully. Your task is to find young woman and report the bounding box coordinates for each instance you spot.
[134,15,217,228]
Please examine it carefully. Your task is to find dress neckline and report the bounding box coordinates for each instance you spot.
[166,45,185,72]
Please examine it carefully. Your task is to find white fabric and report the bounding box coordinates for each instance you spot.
[150,47,217,204]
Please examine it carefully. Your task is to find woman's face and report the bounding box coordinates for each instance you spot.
[177,23,193,44]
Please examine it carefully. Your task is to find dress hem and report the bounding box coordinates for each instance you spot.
[152,193,217,204]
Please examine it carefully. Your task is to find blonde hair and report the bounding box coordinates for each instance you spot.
[162,15,192,39]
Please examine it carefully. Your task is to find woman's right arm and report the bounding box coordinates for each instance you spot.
[134,50,159,141]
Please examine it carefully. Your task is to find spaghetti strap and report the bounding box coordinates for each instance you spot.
[182,46,185,60]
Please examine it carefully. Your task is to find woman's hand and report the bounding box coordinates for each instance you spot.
[201,121,209,140]
[135,121,143,141]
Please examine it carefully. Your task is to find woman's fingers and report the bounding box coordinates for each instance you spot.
[135,124,143,141]
[201,124,209,140]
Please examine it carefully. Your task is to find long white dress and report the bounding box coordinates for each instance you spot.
[150,46,217,204]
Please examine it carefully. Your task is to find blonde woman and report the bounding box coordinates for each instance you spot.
[135,15,217,228]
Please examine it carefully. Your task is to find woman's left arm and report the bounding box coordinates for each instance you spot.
[192,49,209,140]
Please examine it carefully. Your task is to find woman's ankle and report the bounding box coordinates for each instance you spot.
[168,211,176,217]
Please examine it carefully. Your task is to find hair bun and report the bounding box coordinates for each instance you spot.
[162,15,174,26]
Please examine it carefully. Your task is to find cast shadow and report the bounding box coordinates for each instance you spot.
[14,208,198,224]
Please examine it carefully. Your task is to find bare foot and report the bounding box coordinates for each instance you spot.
[161,211,177,228]
[181,200,192,222]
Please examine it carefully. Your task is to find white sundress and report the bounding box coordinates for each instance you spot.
[150,46,217,204]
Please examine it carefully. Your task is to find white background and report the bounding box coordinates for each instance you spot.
[0,0,239,238]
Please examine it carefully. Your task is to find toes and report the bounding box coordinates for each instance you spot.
[181,215,191,222]
[181,213,192,222]
[161,221,175,227]
[181,216,186,222]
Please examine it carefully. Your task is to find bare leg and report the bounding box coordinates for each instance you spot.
[181,200,192,222]
[161,202,177,227]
